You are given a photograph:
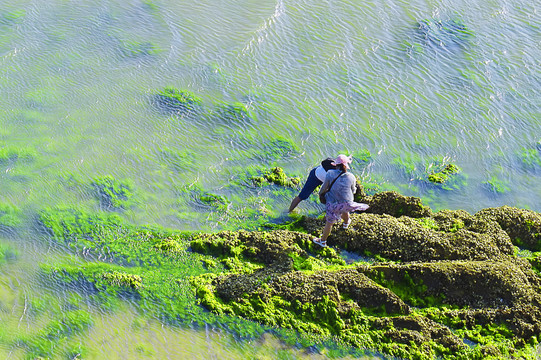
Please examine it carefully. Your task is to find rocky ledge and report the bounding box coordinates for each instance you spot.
[190,191,541,359]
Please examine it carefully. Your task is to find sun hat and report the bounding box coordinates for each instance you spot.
[332,154,353,169]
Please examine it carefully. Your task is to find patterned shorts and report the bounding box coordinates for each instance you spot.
[325,201,369,223]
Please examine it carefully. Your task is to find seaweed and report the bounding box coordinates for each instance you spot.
[250,167,301,188]
[153,87,203,115]
[91,175,136,211]
[213,101,253,126]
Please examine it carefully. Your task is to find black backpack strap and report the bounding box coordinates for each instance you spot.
[324,171,345,193]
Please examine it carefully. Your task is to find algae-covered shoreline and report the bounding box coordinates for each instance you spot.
[2,185,540,359]
[189,190,541,359]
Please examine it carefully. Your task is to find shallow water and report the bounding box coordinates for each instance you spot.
[0,0,540,358]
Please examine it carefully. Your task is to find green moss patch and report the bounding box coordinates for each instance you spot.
[482,176,511,195]
[519,147,541,171]
[428,163,461,187]
[214,101,253,125]
[157,147,196,172]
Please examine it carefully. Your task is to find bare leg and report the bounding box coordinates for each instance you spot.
[320,221,334,243]
[288,196,302,212]
[341,212,350,224]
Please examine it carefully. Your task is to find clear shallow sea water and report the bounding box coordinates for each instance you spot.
[0,0,539,358]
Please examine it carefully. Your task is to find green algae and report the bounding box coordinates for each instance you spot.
[526,252,541,275]
[171,165,301,229]
[253,137,301,162]
[17,309,92,360]
[519,147,541,171]
[0,145,36,164]
[34,207,275,345]
[91,175,136,211]
[482,176,511,195]
[352,149,373,168]
[102,270,143,289]
[173,184,274,232]
[0,202,22,229]
[0,242,18,265]
[427,163,461,185]
[177,184,231,213]
[214,101,253,125]
[119,40,160,58]
[251,167,301,188]
[200,192,229,207]
[391,155,465,191]
[154,87,203,114]
[157,147,195,172]
[415,217,439,230]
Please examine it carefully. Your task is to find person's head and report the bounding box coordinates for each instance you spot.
[332,154,353,171]
[321,157,337,171]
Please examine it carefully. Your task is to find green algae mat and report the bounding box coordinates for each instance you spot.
[3,189,538,359]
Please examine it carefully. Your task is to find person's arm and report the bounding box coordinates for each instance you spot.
[350,174,357,194]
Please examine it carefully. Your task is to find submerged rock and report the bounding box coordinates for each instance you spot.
[414,18,473,50]
[153,87,203,115]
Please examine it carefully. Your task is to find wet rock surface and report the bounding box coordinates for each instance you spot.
[190,191,541,359]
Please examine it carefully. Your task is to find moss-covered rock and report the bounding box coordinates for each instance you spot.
[364,259,540,308]
[189,193,541,359]
[191,229,344,268]
[355,191,432,218]
[304,213,512,262]
[476,206,541,251]
[250,167,300,188]
[427,163,461,187]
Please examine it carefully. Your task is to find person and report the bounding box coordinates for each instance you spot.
[313,154,369,247]
[288,157,337,212]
